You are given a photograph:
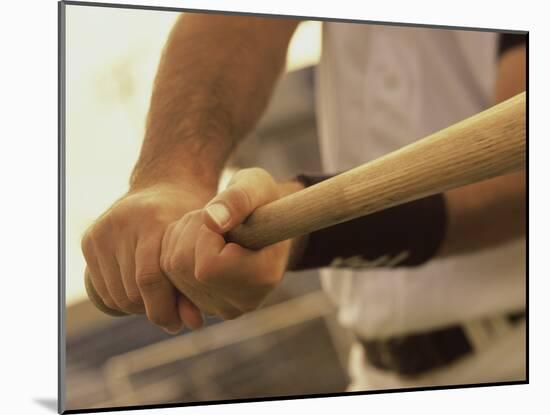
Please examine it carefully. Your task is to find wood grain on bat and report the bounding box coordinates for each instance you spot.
[227,92,526,249]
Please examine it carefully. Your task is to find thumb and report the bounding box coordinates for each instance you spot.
[203,168,279,234]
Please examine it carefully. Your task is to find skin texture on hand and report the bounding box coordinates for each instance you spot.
[161,168,293,328]
[81,183,214,334]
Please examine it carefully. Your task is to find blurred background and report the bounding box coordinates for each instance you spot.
[64,4,354,411]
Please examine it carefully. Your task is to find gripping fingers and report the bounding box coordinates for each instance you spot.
[162,213,243,324]
[81,235,118,312]
[117,242,145,311]
[203,168,278,234]
[96,252,143,314]
[135,235,183,333]
[194,225,271,314]
[177,294,204,330]
[85,267,127,316]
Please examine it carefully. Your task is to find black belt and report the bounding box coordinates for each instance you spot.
[359,311,525,377]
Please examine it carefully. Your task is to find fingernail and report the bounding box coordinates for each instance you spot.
[164,325,181,335]
[205,203,231,228]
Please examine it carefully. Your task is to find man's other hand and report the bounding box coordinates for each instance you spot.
[161,168,292,327]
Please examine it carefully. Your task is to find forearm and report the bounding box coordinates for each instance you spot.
[439,172,525,257]
[439,43,527,256]
[130,13,298,191]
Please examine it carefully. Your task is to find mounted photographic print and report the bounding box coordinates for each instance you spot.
[59,1,527,413]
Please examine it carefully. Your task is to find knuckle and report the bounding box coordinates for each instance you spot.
[160,254,171,275]
[250,167,270,181]
[230,168,246,182]
[135,200,163,223]
[112,296,134,311]
[168,252,190,276]
[107,208,130,232]
[235,167,265,181]
[248,167,265,174]
[81,233,92,255]
[183,210,201,224]
[136,272,164,290]
[179,212,194,225]
[127,291,143,305]
[108,288,130,305]
[90,218,114,243]
[164,260,179,278]
[162,222,174,242]
[161,255,178,277]
[230,185,252,214]
[195,262,215,283]
[242,167,273,186]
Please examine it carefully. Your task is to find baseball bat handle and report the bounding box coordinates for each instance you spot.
[87,92,526,316]
[227,92,526,249]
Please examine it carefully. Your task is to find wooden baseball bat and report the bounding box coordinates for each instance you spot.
[86,91,526,316]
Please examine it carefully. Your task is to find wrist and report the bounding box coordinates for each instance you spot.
[129,166,219,198]
[130,170,218,194]
[129,139,228,195]
[126,180,216,211]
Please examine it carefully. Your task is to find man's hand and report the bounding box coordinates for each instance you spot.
[81,183,214,333]
[161,168,297,326]
[82,13,298,332]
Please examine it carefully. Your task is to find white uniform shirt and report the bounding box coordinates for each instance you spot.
[315,23,526,340]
